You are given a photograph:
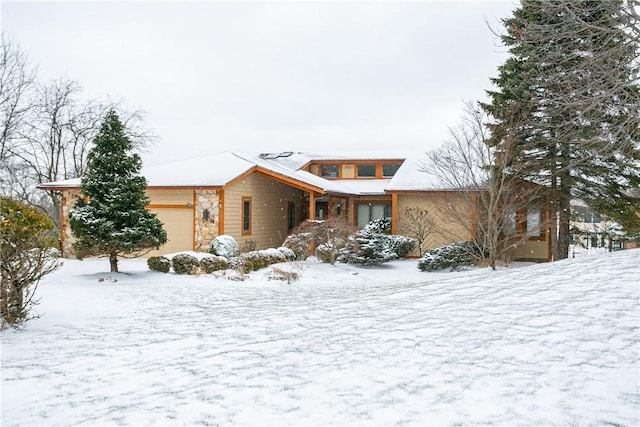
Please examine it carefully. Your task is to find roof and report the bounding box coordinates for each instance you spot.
[385,154,447,192]
[259,150,410,170]
[39,150,441,194]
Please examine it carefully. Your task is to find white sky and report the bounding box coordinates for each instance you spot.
[2,1,516,166]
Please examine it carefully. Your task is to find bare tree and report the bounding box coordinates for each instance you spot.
[423,101,549,269]
[397,206,437,257]
[0,35,36,195]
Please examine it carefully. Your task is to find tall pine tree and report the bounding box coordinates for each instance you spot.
[482,0,640,260]
[69,110,166,272]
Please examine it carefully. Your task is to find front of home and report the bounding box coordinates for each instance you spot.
[40,150,551,261]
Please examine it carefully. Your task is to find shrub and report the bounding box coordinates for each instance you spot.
[172,253,200,275]
[276,246,296,261]
[338,218,415,266]
[283,218,355,263]
[210,235,240,259]
[388,234,416,258]
[365,217,392,234]
[199,255,228,273]
[266,266,300,283]
[228,247,293,273]
[1,197,62,327]
[417,241,483,271]
[316,237,348,263]
[147,256,171,273]
[282,220,322,260]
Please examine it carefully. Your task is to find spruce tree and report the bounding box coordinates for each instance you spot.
[69,110,166,272]
[482,0,640,260]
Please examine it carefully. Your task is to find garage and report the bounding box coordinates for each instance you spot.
[146,207,194,257]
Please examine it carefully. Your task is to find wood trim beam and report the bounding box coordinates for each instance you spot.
[308,192,315,220]
[391,192,398,234]
[218,189,225,235]
[146,204,192,209]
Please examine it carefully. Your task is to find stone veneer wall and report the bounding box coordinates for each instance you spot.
[61,189,81,257]
[195,189,220,252]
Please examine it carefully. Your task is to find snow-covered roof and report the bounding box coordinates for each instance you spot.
[385,154,447,191]
[259,150,410,170]
[39,150,444,194]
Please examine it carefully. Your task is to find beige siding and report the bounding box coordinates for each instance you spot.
[224,172,304,250]
[341,164,355,179]
[145,189,195,257]
[395,192,549,261]
[513,236,550,261]
[396,193,473,256]
[146,189,193,206]
[146,207,194,257]
[310,164,319,176]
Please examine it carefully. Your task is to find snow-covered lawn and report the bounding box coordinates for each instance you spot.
[2,250,639,426]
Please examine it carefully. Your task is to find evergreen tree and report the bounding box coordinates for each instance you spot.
[69,110,166,272]
[482,0,640,260]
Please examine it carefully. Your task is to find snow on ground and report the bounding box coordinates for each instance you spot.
[2,250,639,426]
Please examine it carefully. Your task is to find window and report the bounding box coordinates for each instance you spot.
[382,163,402,177]
[504,209,518,236]
[526,208,541,237]
[357,164,377,178]
[572,205,601,223]
[242,197,251,235]
[320,165,339,178]
[356,202,391,228]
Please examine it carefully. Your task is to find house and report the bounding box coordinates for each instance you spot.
[570,199,626,252]
[39,151,551,261]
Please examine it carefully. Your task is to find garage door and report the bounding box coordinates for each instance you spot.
[146,207,193,257]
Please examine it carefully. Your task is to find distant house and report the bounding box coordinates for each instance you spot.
[570,199,626,252]
[39,151,551,261]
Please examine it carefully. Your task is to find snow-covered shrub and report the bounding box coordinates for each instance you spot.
[276,246,296,261]
[172,253,200,275]
[388,234,416,258]
[316,238,348,264]
[147,256,171,273]
[199,255,228,273]
[417,241,482,271]
[338,218,415,266]
[365,217,392,234]
[339,231,397,265]
[266,266,300,283]
[284,218,355,264]
[282,220,321,260]
[210,235,240,259]
[229,248,293,273]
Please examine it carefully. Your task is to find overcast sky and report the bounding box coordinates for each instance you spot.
[2,1,516,166]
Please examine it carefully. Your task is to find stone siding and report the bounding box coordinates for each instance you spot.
[195,189,220,252]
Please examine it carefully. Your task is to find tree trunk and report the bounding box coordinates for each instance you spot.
[555,195,571,260]
[109,252,119,273]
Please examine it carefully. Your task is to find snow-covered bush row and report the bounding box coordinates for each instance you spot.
[417,241,484,271]
[228,247,296,272]
[149,246,295,275]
